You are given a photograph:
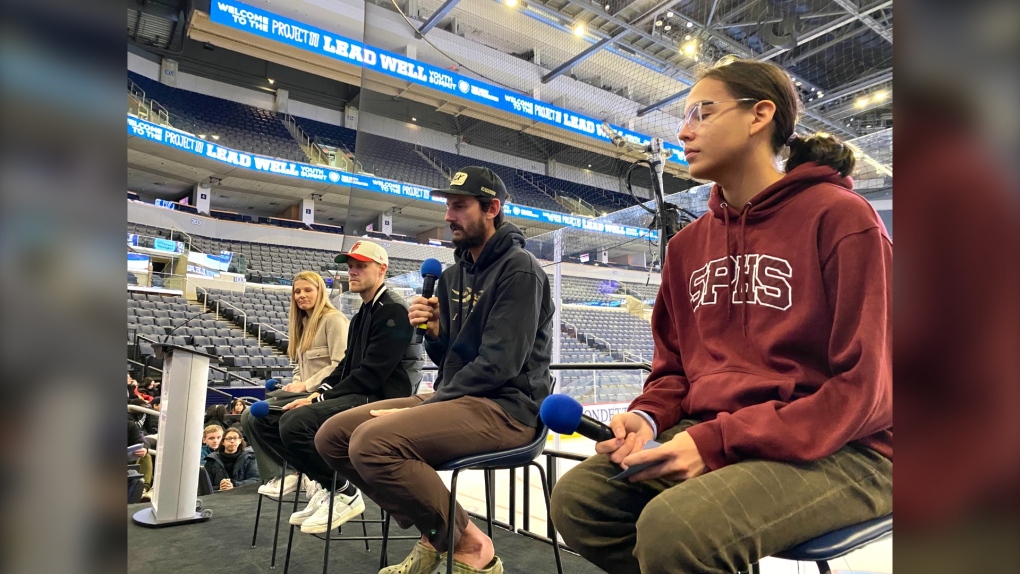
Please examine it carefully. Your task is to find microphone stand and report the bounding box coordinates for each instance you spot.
[645,137,682,267]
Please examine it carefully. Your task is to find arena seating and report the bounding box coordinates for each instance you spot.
[127,290,287,385]
[128,72,307,162]
[128,71,643,216]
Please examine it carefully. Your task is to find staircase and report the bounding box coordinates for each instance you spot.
[557,195,601,217]
[279,113,331,166]
[514,170,567,211]
[415,145,453,179]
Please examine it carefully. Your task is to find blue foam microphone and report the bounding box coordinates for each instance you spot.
[265,378,282,391]
[249,400,283,418]
[414,258,443,344]
[540,394,615,442]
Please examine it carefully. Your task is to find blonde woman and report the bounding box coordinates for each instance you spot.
[241,271,349,497]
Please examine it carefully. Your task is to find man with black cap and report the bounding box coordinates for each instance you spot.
[314,167,554,574]
[247,240,423,535]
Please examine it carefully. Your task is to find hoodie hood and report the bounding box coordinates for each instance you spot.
[454,222,526,272]
[708,162,853,223]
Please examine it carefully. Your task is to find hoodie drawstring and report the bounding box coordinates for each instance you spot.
[721,201,752,337]
[738,203,751,337]
[721,204,733,322]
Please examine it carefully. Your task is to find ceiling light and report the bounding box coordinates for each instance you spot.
[808,97,814,102]
[817,92,823,97]
[605,3,611,9]
[664,24,672,30]
[655,20,662,26]
[795,81,802,86]
[666,11,673,17]
[686,21,694,28]
[684,34,691,40]
[411,117,417,122]
[211,135,220,140]
[874,90,888,101]
[505,0,517,6]
[267,78,274,84]
[682,41,698,56]
[855,97,869,108]
[573,23,586,36]
[587,164,592,168]
[198,134,206,139]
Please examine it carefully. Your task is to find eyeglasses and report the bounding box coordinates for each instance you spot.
[676,98,759,141]
[223,436,241,442]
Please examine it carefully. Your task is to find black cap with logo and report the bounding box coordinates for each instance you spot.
[430,166,508,203]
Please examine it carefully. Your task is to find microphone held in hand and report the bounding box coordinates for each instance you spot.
[413,258,443,344]
[265,378,282,391]
[249,400,283,418]
[540,394,615,442]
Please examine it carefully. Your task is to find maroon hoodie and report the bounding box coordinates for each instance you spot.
[629,163,893,470]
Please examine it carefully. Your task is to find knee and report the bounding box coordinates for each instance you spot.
[347,424,385,469]
[313,418,347,461]
[634,496,716,573]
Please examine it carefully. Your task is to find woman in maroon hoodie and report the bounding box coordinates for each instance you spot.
[551,58,892,574]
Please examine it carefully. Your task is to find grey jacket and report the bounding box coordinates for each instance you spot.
[292,310,349,392]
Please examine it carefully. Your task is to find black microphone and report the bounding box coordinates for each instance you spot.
[413,258,443,344]
[161,306,208,346]
[540,394,615,442]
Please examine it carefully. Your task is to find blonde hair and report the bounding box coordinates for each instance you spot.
[203,424,223,439]
[288,271,340,361]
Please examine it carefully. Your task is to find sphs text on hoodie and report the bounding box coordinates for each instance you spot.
[689,254,792,311]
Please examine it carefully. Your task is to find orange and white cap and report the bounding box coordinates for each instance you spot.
[334,241,388,266]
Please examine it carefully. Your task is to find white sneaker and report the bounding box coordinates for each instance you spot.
[258,473,300,498]
[300,490,365,534]
[301,475,316,495]
[289,487,330,526]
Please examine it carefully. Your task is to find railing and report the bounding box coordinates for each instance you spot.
[131,334,262,387]
[515,169,561,206]
[211,298,249,332]
[281,113,329,166]
[127,78,171,127]
[414,144,453,178]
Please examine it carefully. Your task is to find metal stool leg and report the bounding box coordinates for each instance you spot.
[483,469,494,538]
[817,560,832,574]
[321,471,338,574]
[361,512,370,552]
[446,469,462,574]
[252,493,264,547]
[379,511,391,570]
[530,461,563,574]
[270,463,289,569]
[282,473,304,574]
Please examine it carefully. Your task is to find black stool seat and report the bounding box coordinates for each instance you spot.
[437,427,548,471]
[775,514,893,562]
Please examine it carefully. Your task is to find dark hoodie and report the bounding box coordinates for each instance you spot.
[423,222,554,427]
[629,163,893,470]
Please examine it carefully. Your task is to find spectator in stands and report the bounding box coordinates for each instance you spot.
[129,417,153,501]
[204,404,228,430]
[241,270,350,497]
[315,167,553,574]
[143,398,160,435]
[200,424,223,464]
[204,427,259,491]
[127,373,152,403]
[249,241,422,535]
[550,58,893,574]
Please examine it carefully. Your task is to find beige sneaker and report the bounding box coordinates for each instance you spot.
[450,557,504,574]
[379,540,445,574]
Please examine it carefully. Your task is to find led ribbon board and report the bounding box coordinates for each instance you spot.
[128,116,658,240]
[208,0,688,167]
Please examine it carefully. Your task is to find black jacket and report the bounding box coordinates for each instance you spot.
[316,286,423,402]
[204,447,260,489]
[423,223,554,427]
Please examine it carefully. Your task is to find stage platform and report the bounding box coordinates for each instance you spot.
[127,485,590,574]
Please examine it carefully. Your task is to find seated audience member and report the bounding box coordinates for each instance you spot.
[143,398,160,436]
[249,241,422,535]
[127,374,153,403]
[204,404,228,430]
[204,427,259,491]
[314,168,553,574]
[549,59,893,574]
[129,417,153,501]
[241,270,349,496]
[200,424,223,464]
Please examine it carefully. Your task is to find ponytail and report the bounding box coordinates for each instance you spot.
[785,132,856,177]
